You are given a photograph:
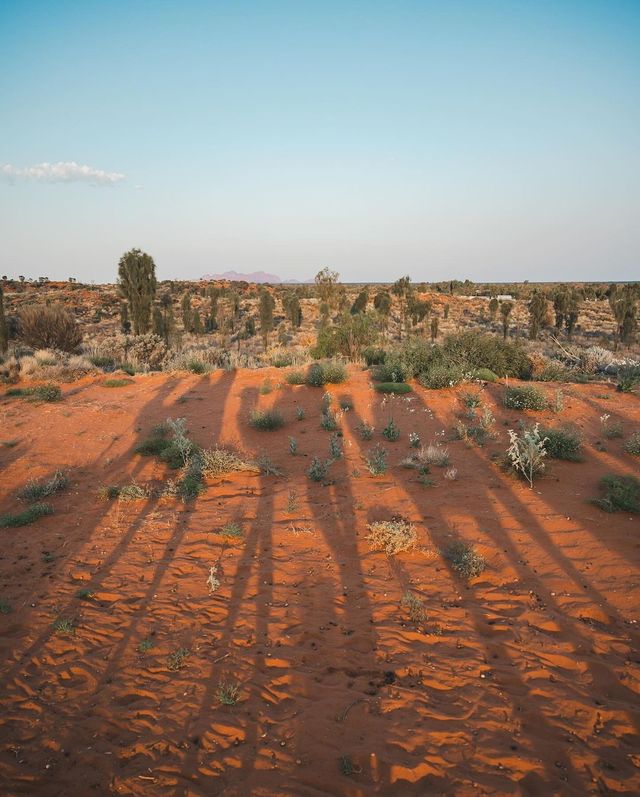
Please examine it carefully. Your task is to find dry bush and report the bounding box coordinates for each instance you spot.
[201,447,259,477]
[18,305,82,352]
[366,517,417,555]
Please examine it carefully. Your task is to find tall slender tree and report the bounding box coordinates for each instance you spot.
[0,283,8,354]
[117,248,157,334]
[500,301,513,340]
[259,289,275,350]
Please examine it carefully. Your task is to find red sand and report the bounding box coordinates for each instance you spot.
[0,369,639,796]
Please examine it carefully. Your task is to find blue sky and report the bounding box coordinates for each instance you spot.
[1,0,639,283]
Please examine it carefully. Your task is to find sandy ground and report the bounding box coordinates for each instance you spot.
[0,368,639,796]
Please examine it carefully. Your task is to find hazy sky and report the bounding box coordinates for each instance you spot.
[1,0,639,283]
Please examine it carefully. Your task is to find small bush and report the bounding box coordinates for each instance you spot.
[382,418,400,441]
[271,352,293,368]
[503,386,547,411]
[507,424,547,487]
[401,591,426,623]
[329,433,342,459]
[286,370,306,385]
[541,426,583,461]
[17,470,68,502]
[18,304,82,352]
[323,361,348,384]
[367,517,416,555]
[201,447,257,477]
[307,456,330,482]
[118,482,150,501]
[320,410,339,431]
[372,358,410,383]
[295,406,305,420]
[365,444,388,475]
[617,366,640,393]
[472,367,499,382]
[445,541,486,579]
[356,420,374,440]
[217,681,241,705]
[167,648,190,671]
[249,409,285,431]
[219,521,243,538]
[418,364,464,389]
[593,474,639,513]
[6,384,62,402]
[0,502,54,528]
[416,443,450,468]
[625,432,640,456]
[374,382,412,394]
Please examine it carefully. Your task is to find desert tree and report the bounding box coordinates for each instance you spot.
[527,290,548,340]
[228,290,241,332]
[192,308,203,335]
[488,297,499,322]
[391,275,412,337]
[0,283,8,353]
[351,288,368,315]
[500,301,513,340]
[284,292,302,327]
[117,248,157,334]
[181,292,193,332]
[609,284,638,345]
[120,301,131,334]
[314,267,340,309]
[373,290,392,334]
[430,315,439,342]
[259,288,275,349]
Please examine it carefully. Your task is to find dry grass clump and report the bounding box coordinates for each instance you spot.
[17,470,68,502]
[366,516,417,555]
[404,443,450,469]
[201,447,259,477]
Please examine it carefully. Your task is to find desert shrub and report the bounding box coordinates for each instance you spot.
[18,304,82,352]
[320,410,339,431]
[625,432,640,456]
[367,517,416,555]
[201,447,257,477]
[219,520,243,538]
[471,367,499,382]
[372,356,410,383]
[249,409,285,430]
[445,541,486,579]
[602,418,623,439]
[98,333,167,371]
[295,406,305,420]
[89,354,116,369]
[593,474,639,513]
[307,456,330,482]
[17,470,67,502]
[186,359,209,374]
[507,423,548,487]
[418,363,464,389]
[286,369,306,385]
[617,366,640,393]
[329,433,342,459]
[401,591,426,623]
[374,382,412,394]
[415,443,450,468]
[306,362,326,387]
[537,361,571,382]
[503,386,547,411]
[460,390,482,410]
[356,420,374,440]
[135,427,171,457]
[256,453,283,476]
[442,332,532,378]
[0,502,53,528]
[305,361,347,386]
[362,347,387,366]
[382,417,400,441]
[117,482,150,501]
[6,384,62,402]
[365,444,388,475]
[541,426,583,461]
[177,450,205,500]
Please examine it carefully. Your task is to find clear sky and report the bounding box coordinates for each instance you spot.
[1,0,639,283]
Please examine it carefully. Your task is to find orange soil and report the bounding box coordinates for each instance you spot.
[0,369,639,796]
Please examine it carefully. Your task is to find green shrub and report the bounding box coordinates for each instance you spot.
[372,357,410,383]
[617,366,640,393]
[219,520,243,538]
[320,410,339,431]
[322,361,348,384]
[104,378,133,388]
[249,409,285,430]
[625,432,640,456]
[0,502,54,528]
[541,426,583,461]
[593,474,639,513]
[286,370,306,385]
[306,363,326,387]
[442,331,531,378]
[503,386,547,411]
[89,355,116,368]
[471,367,499,382]
[374,382,412,394]
[382,418,400,441]
[6,384,62,402]
[356,420,374,440]
[271,352,293,368]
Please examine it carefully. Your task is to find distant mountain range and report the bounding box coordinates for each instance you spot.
[200,270,307,284]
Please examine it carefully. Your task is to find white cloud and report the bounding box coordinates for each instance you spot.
[1,161,125,185]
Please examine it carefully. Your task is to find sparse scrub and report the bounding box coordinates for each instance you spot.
[167,647,190,671]
[217,681,240,705]
[52,617,76,635]
[401,591,426,623]
[6,384,62,402]
[295,406,306,420]
[103,378,133,388]
[201,447,257,477]
[286,370,306,385]
[356,420,374,440]
[445,541,485,579]
[374,382,412,394]
[600,414,623,439]
[320,409,339,431]
[307,456,330,482]
[365,444,388,475]
[367,517,416,555]
[329,433,342,459]
[17,470,67,502]
[382,417,400,441]
[219,520,243,538]
[541,426,583,461]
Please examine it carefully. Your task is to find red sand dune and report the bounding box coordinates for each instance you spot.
[0,369,639,796]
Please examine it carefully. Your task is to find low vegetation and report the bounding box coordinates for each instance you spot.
[593,474,639,513]
[366,517,417,555]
